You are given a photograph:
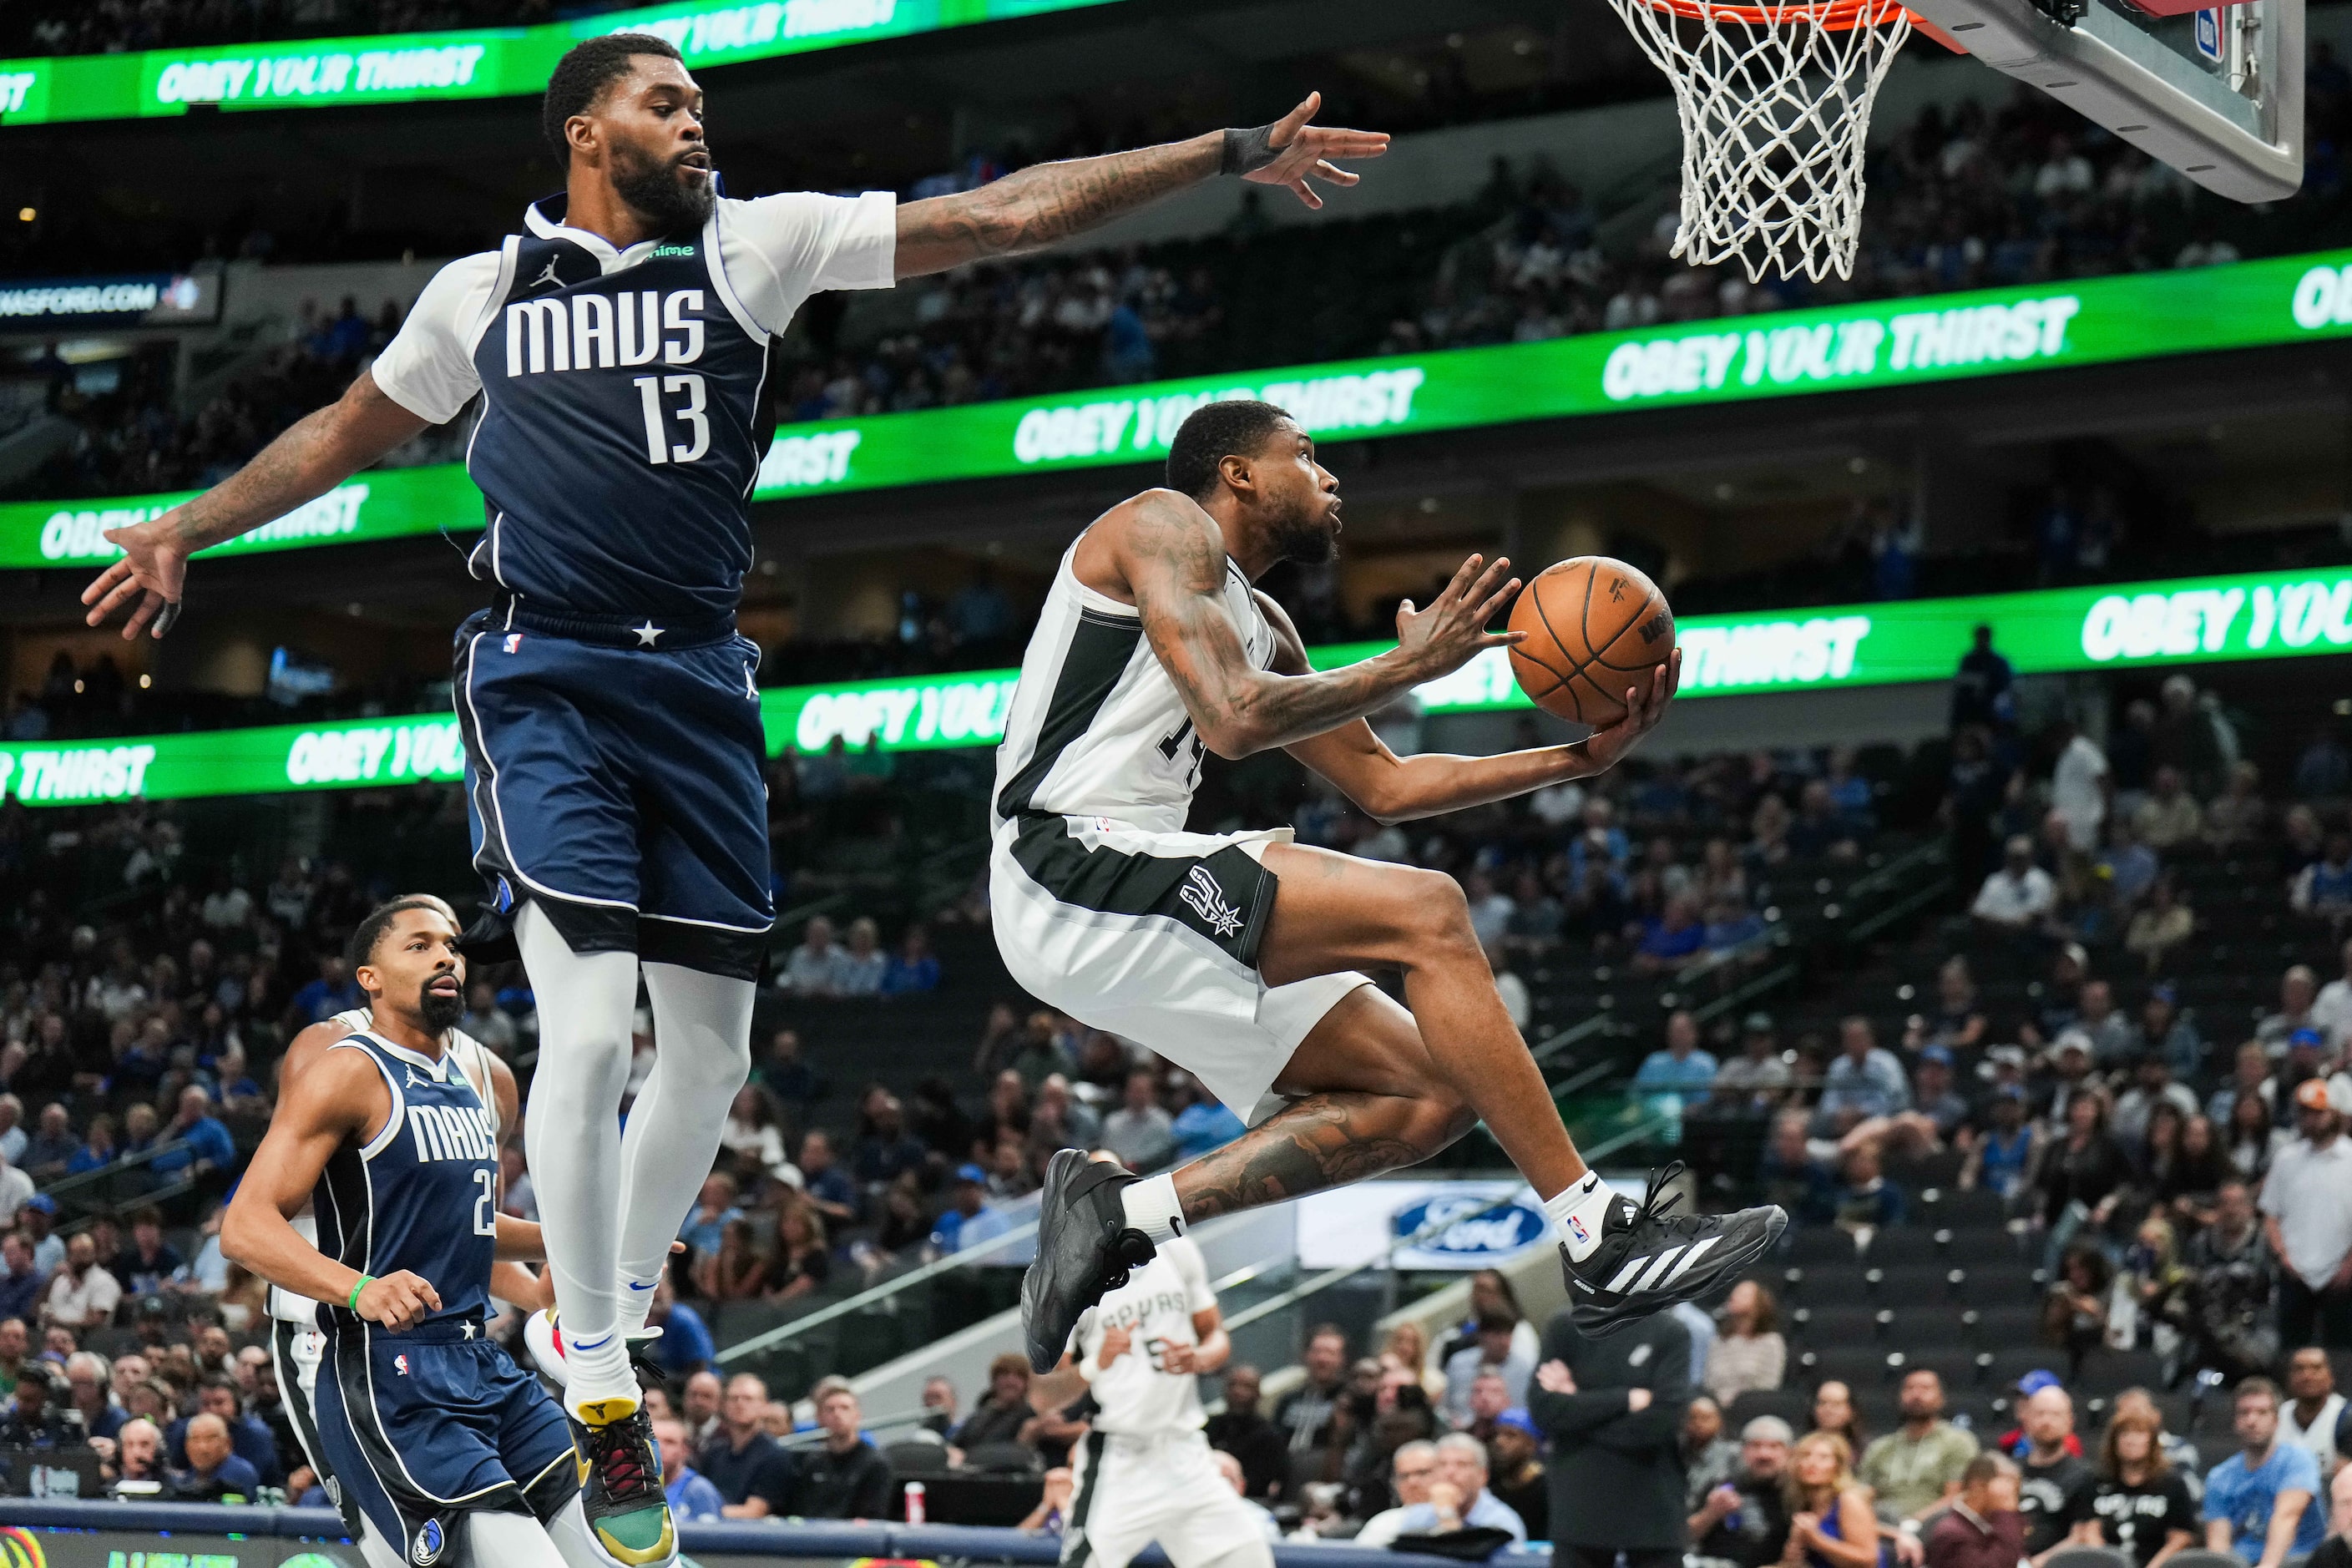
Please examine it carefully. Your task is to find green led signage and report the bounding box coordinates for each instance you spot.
[9,565,2349,807]
[8,248,2351,565]
[0,0,1125,126]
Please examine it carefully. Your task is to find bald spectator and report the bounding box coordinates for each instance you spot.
[112,1416,165,1495]
[2016,1386,2095,1559]
[148,1085,235,1181]
[168,1411,260,1501]
[2261,967,2324,1054]
[681,1368,723,1448]
[1101,1070,1176,1171]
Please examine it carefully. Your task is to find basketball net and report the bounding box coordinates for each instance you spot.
[1605,0,1913,282]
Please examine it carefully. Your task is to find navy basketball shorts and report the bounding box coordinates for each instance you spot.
[454,606,773,980]
[313,1320,578,1565]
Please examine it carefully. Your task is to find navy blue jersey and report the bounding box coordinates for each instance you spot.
[465,197,773,621]
[312,1032,498,1326]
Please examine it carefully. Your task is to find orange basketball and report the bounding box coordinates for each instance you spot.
[1506,556,1676,728]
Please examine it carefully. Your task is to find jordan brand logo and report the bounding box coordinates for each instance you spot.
[527,258,564,291]
[1178,866,1244,938]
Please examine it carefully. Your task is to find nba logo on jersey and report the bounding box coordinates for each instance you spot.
[412,1517,444,1565]
[503,633,523,653]
[395,1353,410,1376]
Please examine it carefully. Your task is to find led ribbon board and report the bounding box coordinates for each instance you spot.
[10,248,2352,565]
[10,566,2349,805]
[0,0,1123,126]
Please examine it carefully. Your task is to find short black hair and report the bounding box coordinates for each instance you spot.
[1166,398,1295,502]
[346,897,453,974]
[543,33,683,156]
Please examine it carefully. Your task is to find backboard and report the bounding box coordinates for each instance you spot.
[1905,0,2303,201]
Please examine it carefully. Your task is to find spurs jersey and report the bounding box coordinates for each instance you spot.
[1070,1236,1216,1436]
[267,1011,497,1327]
[992,539,1279,835]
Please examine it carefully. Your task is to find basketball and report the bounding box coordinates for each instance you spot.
[1507,556,1676,728]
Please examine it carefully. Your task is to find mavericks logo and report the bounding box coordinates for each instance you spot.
[1178,866,1244,938]
[412,1519,444,1565]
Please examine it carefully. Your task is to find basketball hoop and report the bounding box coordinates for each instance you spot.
[1604,0,1914,282]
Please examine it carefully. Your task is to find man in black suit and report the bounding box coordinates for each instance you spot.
[1528,1298,1692,1568]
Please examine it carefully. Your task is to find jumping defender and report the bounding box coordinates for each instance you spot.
[223,900,602,1568]
[83,27,1388,1558]
[995,399,1785,1370]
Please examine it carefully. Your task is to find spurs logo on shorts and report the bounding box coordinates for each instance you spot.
[1179,867,1243,937]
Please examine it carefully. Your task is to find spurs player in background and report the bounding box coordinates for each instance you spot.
[82,24,1388,1557]
[999,398,1786,1371]
[1024,1161,1267,1568]
[266,894,554,1530]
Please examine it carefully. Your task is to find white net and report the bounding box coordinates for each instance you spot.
[1604,0,1913,281]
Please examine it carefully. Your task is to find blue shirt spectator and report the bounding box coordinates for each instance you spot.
[666,1464,726,1522]
[1632,1014,1719,1102]
[1173,1097,1244,1159]
[288,960,362,1026]
[1390,1488,1527,1543]
[148,1092,236,1179]
[0,1235,44,1323]
[1816,1023,1910,1125]
[2203,1426,2323,1560]
[650,1301,716,1375]
[933,1168,1014,1255]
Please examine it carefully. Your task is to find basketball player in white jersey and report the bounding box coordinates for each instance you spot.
[999,398,1786,1371]
[1024,1189,1267,1568]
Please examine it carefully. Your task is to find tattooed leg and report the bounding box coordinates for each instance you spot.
[1176,1088,1475,1222]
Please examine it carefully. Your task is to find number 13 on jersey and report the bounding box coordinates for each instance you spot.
[634,372,710,464]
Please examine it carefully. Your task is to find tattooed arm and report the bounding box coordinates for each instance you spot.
[893,93,1388,277]
[82,369,427,640]
[1113,489,1520,759]
[1267,593,1684,823]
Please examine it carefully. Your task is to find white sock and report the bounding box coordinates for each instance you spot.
[615,962,754,1334]
[471,1502,585,1568]
[1547,1171,1621,1263]
[515,902,640,1416]
[1120,1171,1184,1244]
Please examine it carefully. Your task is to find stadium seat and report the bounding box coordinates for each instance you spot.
[1941,1229,2027,1268]
[1791,1302,1886,1343]
[886,1439,951,1474]
[1882,1302,1974,1346]
[1788,1228,1866,1267]
[1950,1265,2039,1305]
[1862,1228,1944,1267]
[1886,1344,1980,1388]
[2073,1348,2172,1397]
[1926,1190,2010,1228]
[2163,1550,2245,1568]
[2043,1546,2132,1568]
[1869,1265,1961,1303]
[1808,1346,1902,1388]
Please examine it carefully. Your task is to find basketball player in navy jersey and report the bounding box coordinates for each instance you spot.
[83,29,1387,1559]
[225,898,596,1568]
[266,893,558,1538]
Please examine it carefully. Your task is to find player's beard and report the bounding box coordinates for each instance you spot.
[417,977,465,1035]
[1268,498,1338,566]
[614,144,716,235]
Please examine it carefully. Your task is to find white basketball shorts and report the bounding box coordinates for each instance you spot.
[1061,1429,1272,1568]
[991,813,1371,1120]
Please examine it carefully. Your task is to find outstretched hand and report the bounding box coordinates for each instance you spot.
[1394,553,1522,680]
[80,510,188,640]
[1581,647,1682,771]
[1239,93,1390,210]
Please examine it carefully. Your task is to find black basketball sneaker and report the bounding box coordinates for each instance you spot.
[1021,1148,1160,1373]
[1562,1162,1787,1336]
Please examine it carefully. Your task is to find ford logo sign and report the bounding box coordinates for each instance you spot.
[1392,1196,1547,1257]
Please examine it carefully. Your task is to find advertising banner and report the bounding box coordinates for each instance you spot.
[0,271,219,330]
[10,564,2347,807]
[9,248,2352,563]
[0,0,1124,126]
